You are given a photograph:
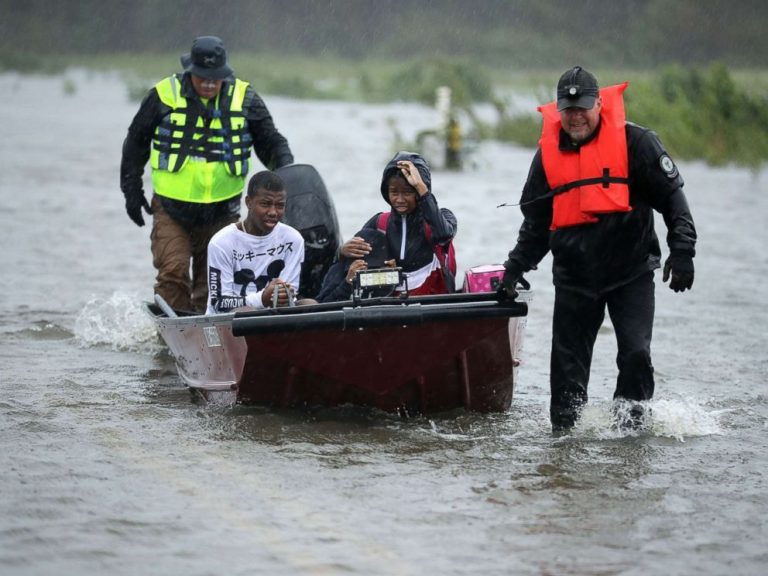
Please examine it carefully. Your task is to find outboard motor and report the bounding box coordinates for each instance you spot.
[276,164,341,299]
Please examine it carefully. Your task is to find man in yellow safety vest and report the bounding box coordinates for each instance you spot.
[120,35,293,313]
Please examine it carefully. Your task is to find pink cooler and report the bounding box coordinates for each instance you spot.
[462,264,506,293]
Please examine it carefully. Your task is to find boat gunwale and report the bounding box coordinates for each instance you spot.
[232,299,527,336]
[145,291,531,330]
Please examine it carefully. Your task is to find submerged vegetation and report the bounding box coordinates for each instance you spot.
[5,51,767,168]
[3,0,767,167]
[119,55,768,168]
[0,0,768,166]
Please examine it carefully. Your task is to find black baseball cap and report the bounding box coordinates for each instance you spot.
[556,66,599,111]
[180,36,234,80]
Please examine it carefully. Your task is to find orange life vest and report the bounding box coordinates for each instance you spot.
[538,83,631,230]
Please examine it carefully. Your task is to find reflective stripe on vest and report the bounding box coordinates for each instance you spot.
[150,75,252,203]
[538,83,631,230]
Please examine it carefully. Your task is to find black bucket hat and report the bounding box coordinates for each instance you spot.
[180,36,234,80]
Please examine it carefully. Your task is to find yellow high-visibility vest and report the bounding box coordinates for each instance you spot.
[150,74,252,203]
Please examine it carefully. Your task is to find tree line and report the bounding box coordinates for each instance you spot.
[1,0,766,69]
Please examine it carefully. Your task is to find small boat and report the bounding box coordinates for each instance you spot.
[146,164,531,414]
[147,288,529,414]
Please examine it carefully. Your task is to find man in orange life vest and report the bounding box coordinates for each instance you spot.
[501,66,697,432]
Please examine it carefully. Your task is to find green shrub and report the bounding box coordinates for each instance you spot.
[494,114,541,149]
[626,63,768,168]
[377,57,494,107]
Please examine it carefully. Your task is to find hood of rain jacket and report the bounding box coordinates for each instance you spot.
[380,151,432,203]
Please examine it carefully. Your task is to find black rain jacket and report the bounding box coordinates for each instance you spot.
[360,152,457,275]
[507,122,697,296]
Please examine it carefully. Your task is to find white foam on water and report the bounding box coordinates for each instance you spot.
[73,291,160,352]
[649,397,726,440]
[574,394,724,441]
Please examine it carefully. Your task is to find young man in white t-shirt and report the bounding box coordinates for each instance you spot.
[206,171,304,314]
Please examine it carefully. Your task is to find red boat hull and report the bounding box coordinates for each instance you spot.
[237,316,519,413]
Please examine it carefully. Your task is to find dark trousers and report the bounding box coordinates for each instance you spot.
[550,272,655,428]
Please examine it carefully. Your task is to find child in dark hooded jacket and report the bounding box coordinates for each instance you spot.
[339,151,457,295]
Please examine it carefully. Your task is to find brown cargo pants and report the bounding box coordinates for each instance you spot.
[150,196,238,313]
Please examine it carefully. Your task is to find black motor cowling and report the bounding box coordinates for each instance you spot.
[277,164,341,299]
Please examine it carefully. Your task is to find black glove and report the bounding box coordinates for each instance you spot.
[125,192,153,227]
[500,258,525,298]
[662,251,694,292]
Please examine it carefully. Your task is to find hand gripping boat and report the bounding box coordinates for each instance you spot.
[145,165,531,414]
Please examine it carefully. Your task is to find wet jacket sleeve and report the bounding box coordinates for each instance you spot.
[315,261,353,303]
[244,87,294,170]
[660,189,697,256]
[507,150,553,271]
[120,89,160,198]
[359,214,380,232]
[632,128,697,257]
[418,192,457,245]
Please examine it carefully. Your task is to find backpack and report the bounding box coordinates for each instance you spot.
[376,212,457,291]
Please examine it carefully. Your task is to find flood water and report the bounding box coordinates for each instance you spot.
[1,71,767,575]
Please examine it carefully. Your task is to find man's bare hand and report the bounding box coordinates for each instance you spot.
[345,259,368,283]
[262,279,295,308]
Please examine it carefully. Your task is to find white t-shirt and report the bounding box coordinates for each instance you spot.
[206,222,304,314]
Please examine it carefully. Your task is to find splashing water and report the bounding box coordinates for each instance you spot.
[73,291,160,352]
[648,396,725,440]
[572,395,723,441]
